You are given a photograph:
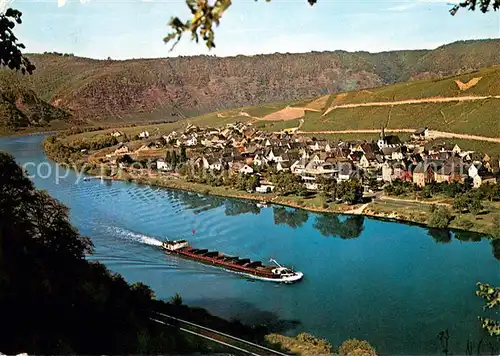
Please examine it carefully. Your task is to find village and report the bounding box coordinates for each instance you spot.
[100,121,499,197]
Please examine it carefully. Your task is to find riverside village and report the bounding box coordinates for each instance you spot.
[98,123,498,194]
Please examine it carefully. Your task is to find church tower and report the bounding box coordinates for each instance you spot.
[377,124,386,150]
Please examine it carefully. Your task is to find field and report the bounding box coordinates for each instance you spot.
[300,99,500,138]
[325,66,500,106]
[254,119,300,132]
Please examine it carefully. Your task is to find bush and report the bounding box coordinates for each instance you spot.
[339,339,377,356]
[170,293,183,306]
[265,332,332,355]
[428,206,453,228]
[456,217,474,230]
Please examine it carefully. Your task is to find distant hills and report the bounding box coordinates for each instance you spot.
[299,65,500,138]
[0,72,72,132]
[1,38,500,132]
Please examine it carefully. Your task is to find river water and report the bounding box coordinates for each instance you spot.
[1,134,499,355]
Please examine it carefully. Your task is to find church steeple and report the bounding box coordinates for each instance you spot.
[380,124,385,141]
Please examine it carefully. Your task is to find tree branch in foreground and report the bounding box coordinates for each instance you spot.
[0,8,35,74]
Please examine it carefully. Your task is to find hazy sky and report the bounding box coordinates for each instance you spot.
[6,0,500,59]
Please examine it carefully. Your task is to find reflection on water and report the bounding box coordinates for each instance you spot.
[313,214,365,239]
[273,207,309,228]
[428,228,452,244]
[0,134,499,355]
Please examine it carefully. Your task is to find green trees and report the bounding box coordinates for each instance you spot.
[384,180,415,196]
[272,171,303,196]
[317,176,337,200]
[452,191,484,215]
[0,152,186,354]
[428,206,453,228]
[316,177,363,205]
[337,180,363,205]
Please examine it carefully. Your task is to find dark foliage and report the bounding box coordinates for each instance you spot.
[0,151,185,354]
[313,214,365,239]
[0,8,35,74]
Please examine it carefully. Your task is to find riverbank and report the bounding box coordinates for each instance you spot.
[82,165,499,238]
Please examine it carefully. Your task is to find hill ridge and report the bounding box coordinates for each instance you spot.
[1,38,500,132]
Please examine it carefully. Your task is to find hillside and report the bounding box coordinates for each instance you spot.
[300,65,500,138]
[1,38,500,131]
[114,65,500,143]
[0,72,73,133]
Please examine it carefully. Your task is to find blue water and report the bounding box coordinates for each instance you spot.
[1,134,499,355]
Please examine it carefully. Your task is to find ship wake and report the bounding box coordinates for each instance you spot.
[108,226,163,247]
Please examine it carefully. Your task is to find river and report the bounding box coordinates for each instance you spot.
[1,134,499,355]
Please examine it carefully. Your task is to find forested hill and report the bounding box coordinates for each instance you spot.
[1,38,500,130]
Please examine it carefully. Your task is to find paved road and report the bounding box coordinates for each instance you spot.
[323,95,500,115]
[151,312,289,356]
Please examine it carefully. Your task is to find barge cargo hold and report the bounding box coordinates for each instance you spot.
[161,240,303,283]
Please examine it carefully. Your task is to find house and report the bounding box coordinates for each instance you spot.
[239,164,254,175]
[309,140,327,151]
[435,158,463,183]
[197,156,223,171]
[276,161,290,172]
[468,163,482,180]
[452,144,462,155]
[338,163,355,181]
[266,149,289,163]
[484,156,500,174]
[253,154,268,167]
[114,145,129,155]
[359,152,380,168]
[468,163,496,187]
[291,158,308,174]
[382,161,411,182]
[185,135,198,147]
[412,127,429,141]
[473,173,497,188]
[413,160,441,187]
[381,146,403,160]
[139,131,150,139]
[382,162,393,182]
[157,159,172,172]
[256,184,275,193]
[309,152,328,164]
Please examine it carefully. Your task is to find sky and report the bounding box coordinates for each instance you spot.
[2,0,500,59]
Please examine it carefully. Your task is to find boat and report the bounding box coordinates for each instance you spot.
[83,176,104,181]
[161,240,303,283]
[256,201,268,208]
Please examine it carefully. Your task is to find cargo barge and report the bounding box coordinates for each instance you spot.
[161,240,303,283]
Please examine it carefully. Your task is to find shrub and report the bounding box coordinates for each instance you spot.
[170,293,183,306]
[428,206,453,228]
[456,217,474,230]
[339,339,377,356]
